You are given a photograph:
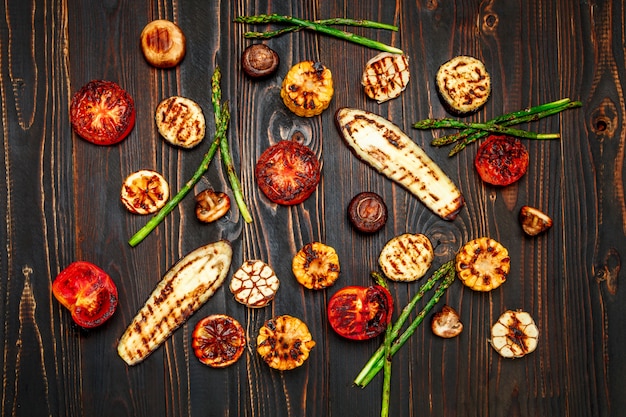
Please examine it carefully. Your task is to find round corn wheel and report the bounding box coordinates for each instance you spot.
[490,310,539,358]
[455,237,510,291]
[292,242,341,290]
[378,233,434,282]
[256,315,316,370]
[280,61,334,117]
[229,260,280,308]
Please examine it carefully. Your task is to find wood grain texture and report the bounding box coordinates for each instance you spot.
[1,0,625,416]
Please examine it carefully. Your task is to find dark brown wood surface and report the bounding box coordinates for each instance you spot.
[2,0,625,416]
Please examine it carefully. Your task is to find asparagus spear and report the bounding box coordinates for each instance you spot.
[354,261,456,388]
[414,118,561,140]
[243,17,399,38]
[211,68,253,223]
[372,272,393,417]
[235,14,403,54]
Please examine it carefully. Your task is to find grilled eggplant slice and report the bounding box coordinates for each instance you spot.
[379,233,434,282]
[155,96,206,149]
[335,108,465,220]
[117,240,232,366]
[361,52,410,103]
[436,55,491,115]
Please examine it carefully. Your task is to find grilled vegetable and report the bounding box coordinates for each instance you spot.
[519,205,553,236]
[347,191,388,233]
[120,169,170,215]
[455,237,510,291]
[256,315,316,370]
[292,242,341,290]
[474,135,529,186]
[327,284,393,340]
[255,140,321,205]
[229,260,280,308]
[140,19,186,68]
[379,233,434,282]
[435,55,491,115]
[431,305,463,338]
[195,189,230,223]
[280,61,334,117]
[361,52,410,103]
[117,240,232,366]
[335,108,465,220]
[192,314,246,368]
[490,310,539,358]
[155,96,206,149]
[70,80,135,146]
[241,44,279,78]
[52,261,118,329]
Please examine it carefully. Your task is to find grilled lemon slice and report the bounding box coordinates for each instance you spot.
[292,242,340,290]
[280,61,334,117]
[362,52,410,103]
[455,237,510,291]
[256,315,316,370]
[120,169,170,215]
[490,310,539,358]
[379,233,434,282]
[155,96,206,148]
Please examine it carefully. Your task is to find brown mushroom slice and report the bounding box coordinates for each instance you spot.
[195,190,230,223]
[256,315,316,370]
[490,310,539,358]
[431,305,463,338]
[519,205,553,236]
[229,260,280,308]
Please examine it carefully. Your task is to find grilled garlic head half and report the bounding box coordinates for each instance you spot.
[490,310,539,358]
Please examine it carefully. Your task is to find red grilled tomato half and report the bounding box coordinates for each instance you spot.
[255,140,321,205]
[52,261,118,329]
[327,285,393,340]
[474,134,529,186]
[70,80,136,145]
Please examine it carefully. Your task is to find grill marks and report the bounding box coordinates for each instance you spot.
[335,108,465,220]
[117,241,233,365]
[155,96,206,148]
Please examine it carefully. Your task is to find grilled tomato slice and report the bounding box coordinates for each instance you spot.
[70,80,135,145]
[474,135,529,186]
[52,261,118,328]
[327,285,393,340]
[192,314,246,368]
[255,140,321,205]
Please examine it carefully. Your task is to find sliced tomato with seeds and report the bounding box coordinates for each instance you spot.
[255,140,321,205]
[474,134,529,186]
[327,285,393,340]
[70,80,136,145]
[192,314,246,368]
[52,261,118,329]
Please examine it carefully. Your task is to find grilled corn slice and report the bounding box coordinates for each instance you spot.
[281,61,334,117]
[256,315,316,370]
[155,96,206,148]
[436,55,491,115]
[362,52,410,103]
[120,169,170,215]
[335,108,465,220]
[229,260,280,308]
[455,237,510,291]
[379,233,434,282]
[490,310,539,358]
[292,242,341,290]
[117,240,232,366]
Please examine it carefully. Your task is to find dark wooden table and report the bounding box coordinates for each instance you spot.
[2,0,625,416]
